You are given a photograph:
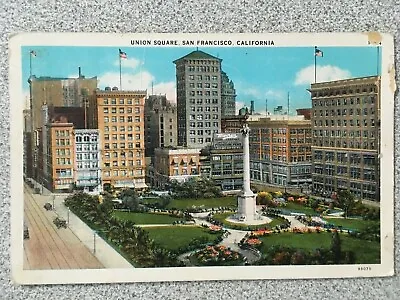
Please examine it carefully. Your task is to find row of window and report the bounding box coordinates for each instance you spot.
[314,118,376,127]
[54,130,71,137]
[189,98,219,104]
[190,106,219,112]
[313,129,376,138]
[313,139,376,150]
[76,162,99,169]
[314,165,376,180]
[189,90,219,96]
[189,137,212,144]
[188,82,219,88]
[187,68,219,74]
[104,133,141,141]
[313,152,376,165]
[172,169,199,176]
[312,94,376,105]
[55,149,71,156]
[104,160,143,167]
[189,114,219,121]
[103,107,141,114]
[76,153,98,160]
[104,151,142,159]
[314,107,376,118]
[104,125,141,132]
[55,168,72,177]
[189,129,215,136]
[55,158,72,165]
[55,139,72,146]
[104,116,141,123]
[75,135,98,142]
[103,169,143,177]
[76,145,98,152]
[104,142,142,150]
[103,98,141,105]
[189,122,219,128]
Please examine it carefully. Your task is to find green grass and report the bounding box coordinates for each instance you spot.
[212,212,287,230]
[140,198,162,205]
[259,232,380,264]
[144,226,221,251]
[113,211,183,224]
[166,196,237,210]
[323,217,379,231]
[284,202,317,215]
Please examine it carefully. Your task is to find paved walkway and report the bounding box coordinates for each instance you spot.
[24,182,133,269]
[23,184,103,270]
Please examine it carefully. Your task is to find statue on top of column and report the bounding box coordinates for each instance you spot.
[241,123,250,136]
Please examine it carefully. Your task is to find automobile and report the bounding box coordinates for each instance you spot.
[23,222,29,240]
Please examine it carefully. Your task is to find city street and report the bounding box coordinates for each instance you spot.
[23,184,104,270]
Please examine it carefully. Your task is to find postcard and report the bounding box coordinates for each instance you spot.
[9,32,395,285]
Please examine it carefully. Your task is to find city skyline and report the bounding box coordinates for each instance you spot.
[21,46,381,114]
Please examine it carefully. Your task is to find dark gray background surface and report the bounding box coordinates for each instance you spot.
[1,0,399,299]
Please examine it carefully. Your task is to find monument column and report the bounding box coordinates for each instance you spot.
[237,123,257,222]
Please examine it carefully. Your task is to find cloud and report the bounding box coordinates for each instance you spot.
[294,65,351,86]
[98,71,176,102]
[98,70,154,91]
[151,81,176,102]
[235,101,245,114]
[113,58,142,70]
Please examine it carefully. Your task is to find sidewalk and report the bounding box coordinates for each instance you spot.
[55,199,134,269]
[25,181,134,269]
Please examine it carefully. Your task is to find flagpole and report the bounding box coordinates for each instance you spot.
[377,44,380,76]
[314,46,317,83]
[29,52,32,78]
[119,53,122,90]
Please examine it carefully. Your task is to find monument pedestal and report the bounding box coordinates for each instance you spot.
[237,192,257,222]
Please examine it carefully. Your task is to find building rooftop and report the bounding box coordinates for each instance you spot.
[173,50,221,63]
[309,75,380,89]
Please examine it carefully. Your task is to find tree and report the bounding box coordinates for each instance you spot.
[330,231,342,264]
[120,188,140,212]
[308,197,320,211]
[336,190,356,218]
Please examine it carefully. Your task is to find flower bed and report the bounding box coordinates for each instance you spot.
[191,245,244,266]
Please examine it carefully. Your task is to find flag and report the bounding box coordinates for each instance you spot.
[315,48,323,57]
[30,50,37,57]
[119,49,127,59]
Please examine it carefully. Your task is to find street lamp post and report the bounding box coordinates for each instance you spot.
[67,208,70,226]
[93,231,96,254]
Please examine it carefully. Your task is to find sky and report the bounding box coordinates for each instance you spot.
[21,45,381,114]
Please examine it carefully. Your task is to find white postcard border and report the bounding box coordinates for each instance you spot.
[9,32,395,285]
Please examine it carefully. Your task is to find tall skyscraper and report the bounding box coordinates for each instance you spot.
[88,87,148,191]
[309,76,381,201]
[174,50,223,148]
[221,71,236,116]
[144,95,177,158]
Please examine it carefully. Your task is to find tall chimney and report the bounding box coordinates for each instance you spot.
[78,66,82,78]
[250,100,255,115]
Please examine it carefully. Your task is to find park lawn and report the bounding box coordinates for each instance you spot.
[166,196,237,210]
[113,211,183,224]
[140,198,162,205]
[212,212,287,230]
[323,217,379,231]
[259,232,380,264]
[144,226,221,251]
[284,202,317,215]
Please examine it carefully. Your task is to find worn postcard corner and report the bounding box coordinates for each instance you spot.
[8,32,395,285]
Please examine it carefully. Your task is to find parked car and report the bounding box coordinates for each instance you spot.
[23,222,29,240]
